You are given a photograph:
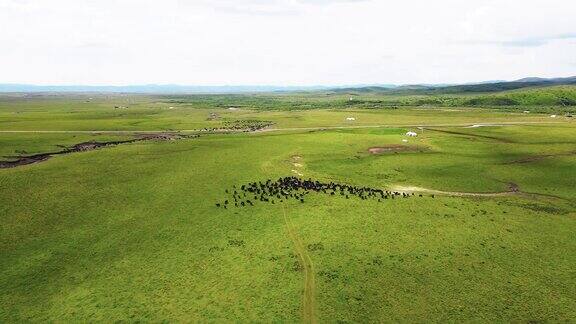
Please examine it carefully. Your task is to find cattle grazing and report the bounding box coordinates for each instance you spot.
[216,176,425,209]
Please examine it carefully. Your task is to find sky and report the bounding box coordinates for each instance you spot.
[1,0,575,86]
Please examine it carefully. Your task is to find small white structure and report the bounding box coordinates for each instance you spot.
[402,139,409,143]
[523,110,530,114]
[550,114,557,118]
[406,131,418,137]
[346,117,356,121]
[349,97,354,101]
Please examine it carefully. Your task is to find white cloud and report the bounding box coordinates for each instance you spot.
[0,0,575,85]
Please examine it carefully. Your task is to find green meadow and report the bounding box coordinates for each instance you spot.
[1,93,575,322]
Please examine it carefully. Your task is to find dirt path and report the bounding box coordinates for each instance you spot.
[282,204,316,324]
[390,184,570,202]
[391,185,515,197]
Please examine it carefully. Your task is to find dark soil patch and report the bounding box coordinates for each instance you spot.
[0,154,52,168]
[307,243,324,252]
[368,145,421,154]
[207,112,220,121]
[0,133,197,169]
[508,182,520,192]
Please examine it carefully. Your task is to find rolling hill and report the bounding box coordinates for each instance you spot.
[333,76,576,95]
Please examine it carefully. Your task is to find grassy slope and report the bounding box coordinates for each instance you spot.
[330,85,576,111]
[0,83,571,129]
[1,116,575,321]
[1,135,304,321]
[462,86,576,107]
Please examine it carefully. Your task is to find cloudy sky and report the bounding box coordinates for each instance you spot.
[1,0,575,85]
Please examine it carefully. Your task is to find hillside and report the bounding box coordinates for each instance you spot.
[329,85,576,112]
[334,76,576,95]
[462,85,576,107]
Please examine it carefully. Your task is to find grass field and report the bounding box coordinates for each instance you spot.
[1,94,575,322]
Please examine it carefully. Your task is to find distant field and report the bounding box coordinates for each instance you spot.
[1,94,575,322]
[0,93,566,132]
[160,84,576,113]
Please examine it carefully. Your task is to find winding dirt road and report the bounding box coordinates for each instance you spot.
[282,204,317,324]
[390,185,516,197]
[390,184,570,202]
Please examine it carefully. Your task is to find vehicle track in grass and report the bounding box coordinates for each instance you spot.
[391,185,517,197]
[422,127,515,143]
[391,184,571,202]
[282,204,316,324]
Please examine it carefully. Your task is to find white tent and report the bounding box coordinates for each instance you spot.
[346,117,356,121]
[406,131,417,137]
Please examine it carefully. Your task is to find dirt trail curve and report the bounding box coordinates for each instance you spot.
[282,204,317,324]
[391,185,516,197]
[391,184,570,202]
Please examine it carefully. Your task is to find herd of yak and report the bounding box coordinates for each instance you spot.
[216,176,432,209]
[199,119,274,133]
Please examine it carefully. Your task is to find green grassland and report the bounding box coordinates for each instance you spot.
[1,93,575,322]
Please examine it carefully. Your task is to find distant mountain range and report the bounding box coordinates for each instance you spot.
[0,83,398,94]
[0,84,333,94]
[0,76,574,94]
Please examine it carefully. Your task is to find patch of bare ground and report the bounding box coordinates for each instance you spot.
[368,145,423,154]
[0,154,52,168]
[0,133,197,169]
[290,155,304,176]
[507,182,520,192]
